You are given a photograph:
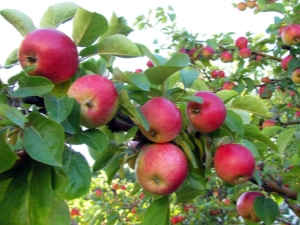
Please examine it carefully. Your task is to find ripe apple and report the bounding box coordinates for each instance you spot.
[281,24,300,45]
[222,81,236,90]
[171,216,179,225]
[202,45,215,58]
[138,97,182,143]
[135,69,143,73]
[211,70,219,78]
[290,90,296,96]
[218,70,226,77]
[70,208,81,217]
[281,55,293,71]
[237,2,247,11]
[146,60,154,67]
[95,189,102,196]
[236,191,265,223]
[220,51,233,63]
[135,143,188,195]
[295,111,300,118]
[262,119,276,128]
[18,28,79,84]
[223,198,231,206]
[235,37,248,49]
[291,68,300,84]
[246,0,257,8]
[67,74,119,128]
[214,143,256,185]
[239,47,251,58]
[258,86,273,99]
[287,102,293,108]
[189,47,201,61]
[261,77,271,84]
[186,91,227,133]
[255,55,263,61]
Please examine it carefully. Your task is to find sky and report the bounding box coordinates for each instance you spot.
[0,0,280,163]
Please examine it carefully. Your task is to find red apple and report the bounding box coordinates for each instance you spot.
[95,189,102,196]
[223,198,231,206]
[261,77,271,84]
[281,24,300,45]
[291,68,300,84]
[18,28,79,84]
[222,81,236,90]
[258,86,273,99]
[220,51,233,63]
[239,47,252,58]
[290,90,296,96]
[235,37,248,49]
[237,2,247,11]
[179,48,188,54]
[236,191,265,223]
[246,0,257,9]
[202,45,215,58]
[218,70,226,77]
[295,111,300,118]
[287,102,293,108]
[70,208,81,217]
[138,97,182,143]
[189,47,201,61]
[135,143,188,195]
[211,70,219,78]
[255,55,263,61]
[281,55,293,71]
[146,60,154,67]
[186,91,227,133]
[171,216,179,225]
[135,69,143,73]
[214,143,256,185]
[67,74,119,128]
[262,119,276,128]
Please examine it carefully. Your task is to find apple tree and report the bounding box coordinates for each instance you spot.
[1,1,300,224]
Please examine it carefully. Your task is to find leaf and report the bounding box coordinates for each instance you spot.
[5,48,18,68]
[46,197,71,225]
[176,139,198,169]
[0,134,19,173]
[0,160,52,225]
[229,96,271,118]
[60,100,81,134]
[261,3,285,14]
[72,7,108,46]
[254,197,279,225]
[59,149,91,200]
[257,0,267,9]
[78,129,108,153]
[180,95,203,104]
[104,152,126,184]
[190,78,210,91]
[166,53,190,67]
[92,149,116,172]
[216,90,239,103]
[224,110,244,141]
[81,58,107,75]
[180,68,199,89]
[98,34,142,57]
[126,72,151,91]
[0,103,27,127]
[44,94,74,123]
[0,9,36,36]
[23,112,64,166]
[188,172,206,190]
[11,75,54,98]
[244,124,278,151]
[40,2,79,28]
[277,128,295,156]
[143,196,170,225]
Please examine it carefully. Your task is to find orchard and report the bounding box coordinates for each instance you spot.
[2,0,300,224]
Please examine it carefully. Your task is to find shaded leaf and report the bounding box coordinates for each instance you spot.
[79,129,108,153]
[0,103,26,127]
[0,134,19,173]
[180,68,199,89]
[144,196,170,225]
[277,128,295,156]
[254,197,279,225]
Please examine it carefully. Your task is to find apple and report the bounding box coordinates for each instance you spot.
[278,25,286,38]
[223,198,231,206]
[291,68,300,84]
[138,97,182,143]
[246,0,257,8]
[235,37,248,49]
[70,208,81,217]
[262,119,276,128]
[95,189,102,196]
[18,28,79,84]
[220,51,233,63]
[239,47,251,58]
[261,77,271,84]
[218,70,226,77]
[236,191,265,223]
[189,47,201,61]
[135,69,143,73]
[135,143,188,195]
[202,45,215,58]
[281,55,293,71]
[255,55,263,61]
[258,86,273,99]
[179,48,188,54]
[295,111,300,118]
[214,143,256,185]
[287,102,293,108]
[290,90,296,96]
[171,216,179,225]
[281,24,300,45]
[186,91,227,133]
[211,70,219,78]
[146,60,154,67]
[67,74,119,128]
[237,2,247,11]
[222,81,236,90]
[131,207,137,214]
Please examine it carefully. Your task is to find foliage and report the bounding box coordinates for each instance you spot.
[1,1,300,225]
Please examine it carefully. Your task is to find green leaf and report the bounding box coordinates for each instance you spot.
[190,78,210,91]
[92,149,116,172]
[98,34,143,57]
[216,90,239,103]
[144,196,170,225]
[59,149,91,200]
[60,100,81,134]
[224,110,244,141]
[244,124,278,152]
[261,3,285,14]
[206,38,218,49]
[44,94,74,123]
[180,68,199,89]
[166,53,190,67]
[5,48,18,68]
[23,112,64,166]
[0,160,52,225]
[176,139,198,169]
[145,65,185,85]
[0,9,36,36]
[81,58,107,74]
[277,128,295,156]
[254,197,279,225]
[40,2,79,28]
[229,96,271,118]
[0,103,27,127]
[72,7,108,46]
[175,184,202,203]
[46,197,71,225]
[0,135,19,173]
[104,152,126,184]
[126,72,151,91]
[257,0,267,9]
[11,75,54,98]
[78,129,108,153]
[179,96,203,104]
[188,172,206,190]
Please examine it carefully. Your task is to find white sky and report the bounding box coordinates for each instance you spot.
[0,0,280,163]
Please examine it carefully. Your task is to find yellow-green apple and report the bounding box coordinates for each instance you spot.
[291,68,300,84]
[135,143,188,195]
[281,55,293,71]
[214,143,256,185]
[202,45,215,58]
[18,28,79,84]
[258,86,273,99]
[235,37,248,49]
[262,119,276,128]
[67,74,119,128]
[220,51,233,63]
[222,81,236,90]
[211,70,219,78]
[186,91,226,133]
[261,76,271,84]
[281,24,300,45]
[237,2,247,11]
[138,97,182,143]
[239,47,251,58]
[236,191,265,223]
[246,0,257,8]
